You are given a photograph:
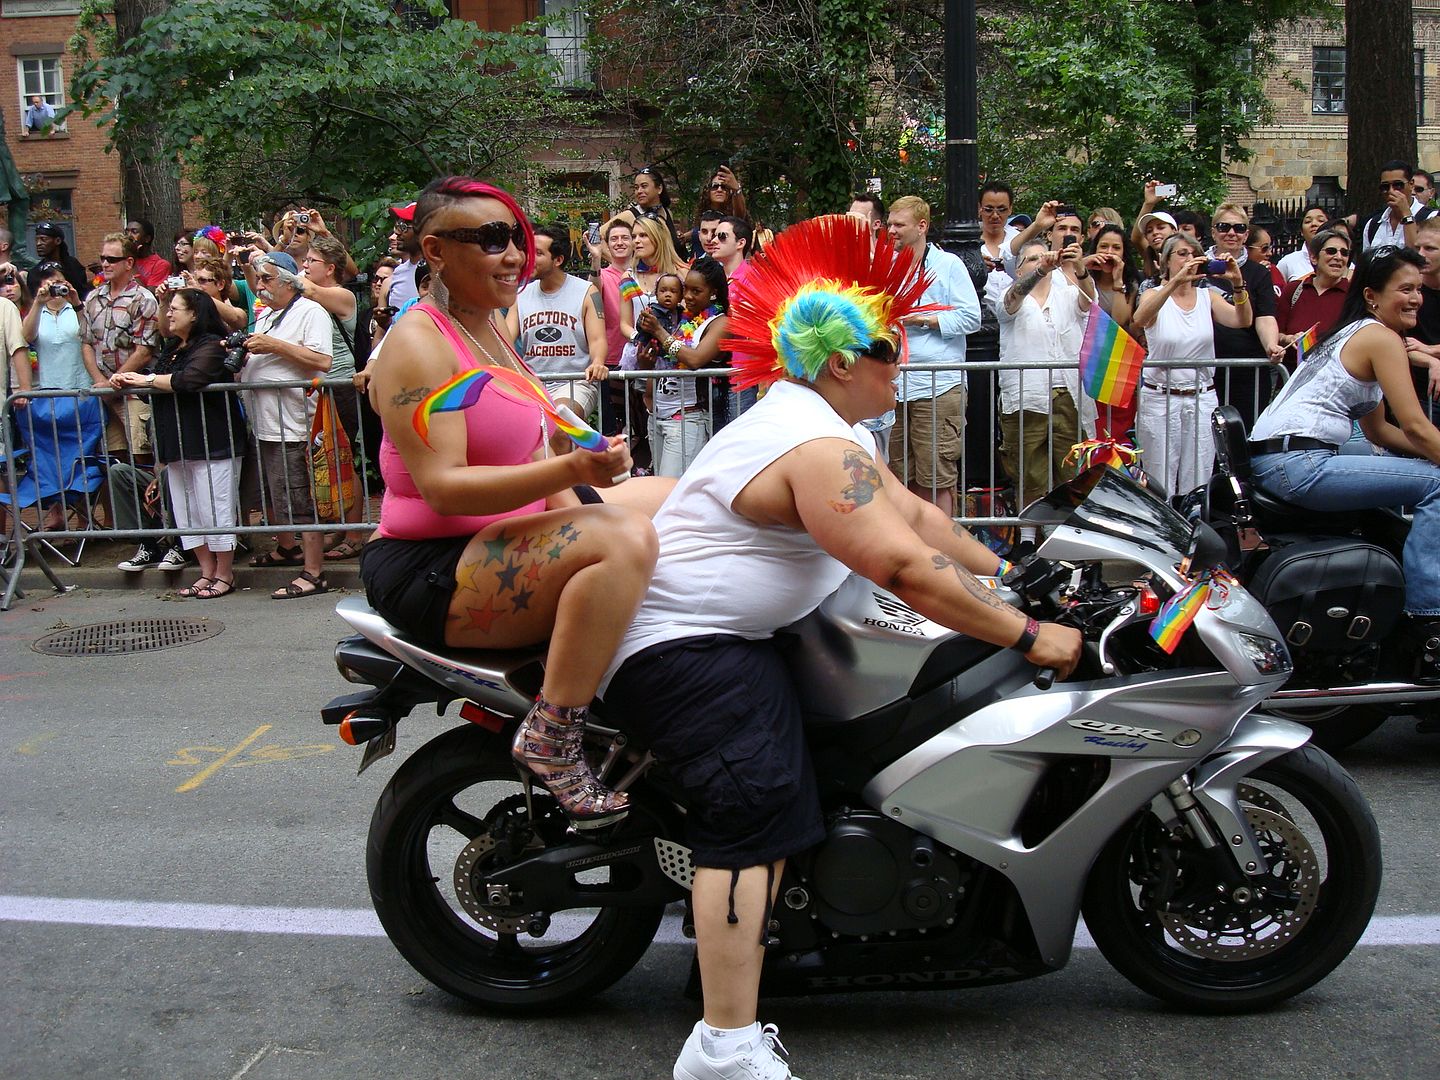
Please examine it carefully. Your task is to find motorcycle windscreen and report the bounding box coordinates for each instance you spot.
[1020,465,1192,568]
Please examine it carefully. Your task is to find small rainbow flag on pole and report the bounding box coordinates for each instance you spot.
[1294,323,1322,365]
[1149,577,1213,654]
[1079,302,1146,408]
[619,277,643,303]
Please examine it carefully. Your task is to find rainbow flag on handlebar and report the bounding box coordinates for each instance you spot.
[1149,577,1212,654]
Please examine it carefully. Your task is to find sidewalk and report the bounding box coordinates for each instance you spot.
[5,538,364,602]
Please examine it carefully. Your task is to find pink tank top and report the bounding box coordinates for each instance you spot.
[377,303,552,541]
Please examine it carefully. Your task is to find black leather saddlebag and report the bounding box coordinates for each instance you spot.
[1249,539,1405,651]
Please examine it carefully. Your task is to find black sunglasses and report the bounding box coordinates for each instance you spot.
[98,254,129,264]
[1381,179,1410,191]
[432,222,527,255]
[1213,221,1248,234]
[1319,246,1351,258]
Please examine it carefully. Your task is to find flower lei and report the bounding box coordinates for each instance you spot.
[677,303,722,346]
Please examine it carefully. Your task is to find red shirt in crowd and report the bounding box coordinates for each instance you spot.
[1276,274,1349,345]
[132,252,172,290]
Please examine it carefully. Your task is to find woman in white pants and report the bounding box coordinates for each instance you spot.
[1132,234,1253,498]
[114,290,248,597]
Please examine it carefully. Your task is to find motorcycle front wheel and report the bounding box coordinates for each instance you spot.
[1081,745,1381,1013]
[367,724,665,1011]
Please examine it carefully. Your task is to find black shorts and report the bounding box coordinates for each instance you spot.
[604,635,824,870]
[359,535,470,648]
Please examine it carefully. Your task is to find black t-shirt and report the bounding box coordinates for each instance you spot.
[1210,258,1277,359]
[1408,284,1440,419]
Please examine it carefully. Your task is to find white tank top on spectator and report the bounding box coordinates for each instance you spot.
[1145,288,1215,391]
[651,314,721,417]
[601,379,875,693]
[1250,319,1380,447]
[516,273,591,379]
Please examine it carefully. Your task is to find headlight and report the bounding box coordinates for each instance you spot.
[1235,632,1291,675]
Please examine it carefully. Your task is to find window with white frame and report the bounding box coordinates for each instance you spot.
[18,56,66,131]
[541,0,592,88]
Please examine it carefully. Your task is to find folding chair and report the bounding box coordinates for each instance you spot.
[0,395,106,566]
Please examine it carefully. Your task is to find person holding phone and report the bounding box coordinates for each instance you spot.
[1132,234,1252,497]
[1205,203,1282,426]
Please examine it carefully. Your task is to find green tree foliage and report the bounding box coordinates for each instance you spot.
[589,0,1320,224]
[68,0,587,251]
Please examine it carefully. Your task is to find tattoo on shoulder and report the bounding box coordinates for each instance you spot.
[829,448,883,514]
[390,385,431,407]
[932,553,1014,614]
[589,292,604,318]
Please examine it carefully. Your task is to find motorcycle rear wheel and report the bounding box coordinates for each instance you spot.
[1082,745,1380,1013]
[367,724,665,1011]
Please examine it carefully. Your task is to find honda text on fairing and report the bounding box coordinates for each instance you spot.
[1190,405,1438,749]
[322,466,1381,1013]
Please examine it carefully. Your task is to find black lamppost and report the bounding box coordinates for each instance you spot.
[940,0,985,290]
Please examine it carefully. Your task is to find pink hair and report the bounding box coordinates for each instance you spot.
[418,176,536,281]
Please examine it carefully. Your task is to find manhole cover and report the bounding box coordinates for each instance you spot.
[33,617,224,656]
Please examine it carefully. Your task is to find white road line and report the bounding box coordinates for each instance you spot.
[1,895,1437,948]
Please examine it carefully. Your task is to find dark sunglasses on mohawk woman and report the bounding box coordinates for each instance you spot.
[431,221,527,255]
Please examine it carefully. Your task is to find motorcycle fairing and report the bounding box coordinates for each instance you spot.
[862,668,1280,965]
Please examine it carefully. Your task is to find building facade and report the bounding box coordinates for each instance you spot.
[1,0,123,267]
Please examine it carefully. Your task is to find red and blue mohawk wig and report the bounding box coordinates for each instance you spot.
[721,214,942,390]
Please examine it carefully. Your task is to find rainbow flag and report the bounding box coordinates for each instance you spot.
[412,365,606,453]
[619,277,642,303]
[1149,577,1213,654]
[1079,303,1146,408]
[1294,323,1322,365]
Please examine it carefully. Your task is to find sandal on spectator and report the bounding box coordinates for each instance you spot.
[195,578,235,600]
[251,544,303,567]
[271,570,330,600]
[176,577,213,599]
[324,539,364,561]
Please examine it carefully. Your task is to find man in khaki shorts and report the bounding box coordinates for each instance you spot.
[82,232,160,462]
[885,196,981,516]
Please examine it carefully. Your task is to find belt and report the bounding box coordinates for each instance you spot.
[1143,382,1213,396]
[1249,436,1339,454]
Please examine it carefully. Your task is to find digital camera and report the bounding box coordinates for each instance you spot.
[296,212,311,226]
[48,282,68,297]
[222,330,249,373]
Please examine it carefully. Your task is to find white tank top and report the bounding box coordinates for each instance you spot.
[1145,289,1215,390]
[1250,320,1381,446]
[516,274,591,377]
[601,380,875,692]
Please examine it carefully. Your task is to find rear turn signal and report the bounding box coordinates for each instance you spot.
[338,713,392,746]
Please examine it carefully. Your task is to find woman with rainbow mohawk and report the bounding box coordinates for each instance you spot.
[600,214,1083,1080]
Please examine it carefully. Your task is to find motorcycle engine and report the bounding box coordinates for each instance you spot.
[794,810,966,937]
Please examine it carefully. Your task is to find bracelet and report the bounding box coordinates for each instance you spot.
[665,336,682,358]
[1233,289,1250,306]
[996,557,1016,577]
[1011,617,1040,655]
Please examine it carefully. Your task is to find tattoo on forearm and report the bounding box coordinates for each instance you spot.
[829,448,883,513]
[932,554,1017,615]
[1005,268,1046,307]
[390,385,431,406]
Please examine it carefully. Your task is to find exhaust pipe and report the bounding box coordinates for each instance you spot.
[1267,681,1440,707]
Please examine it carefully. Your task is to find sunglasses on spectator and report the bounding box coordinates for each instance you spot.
[1381,179,1411,191]
[432,222,528,255]
[193,275,217,284]
[1320,246,1351,258]
[1213,221,1248,233]
[713,232,734,242]
[1088,220,1108,230]
[98,254,129,264]
[393,221,414,234]
[708,183,730,192]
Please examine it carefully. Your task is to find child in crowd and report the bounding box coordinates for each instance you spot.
[636,272,684,412]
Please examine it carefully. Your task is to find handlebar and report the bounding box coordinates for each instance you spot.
[1033,667,1058,691]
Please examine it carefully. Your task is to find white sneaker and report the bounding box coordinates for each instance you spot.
[157,546,189,571]
[674,1022,799,1080]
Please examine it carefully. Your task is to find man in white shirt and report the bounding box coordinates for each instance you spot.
[1363,160,1430,251]
[240,252,334,597]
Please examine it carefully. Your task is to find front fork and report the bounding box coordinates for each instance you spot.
[1151,774,1269,894]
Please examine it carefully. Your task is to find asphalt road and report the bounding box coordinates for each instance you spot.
[2,585,1437,1080]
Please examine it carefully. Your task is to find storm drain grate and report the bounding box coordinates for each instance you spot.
[33,617,224,656]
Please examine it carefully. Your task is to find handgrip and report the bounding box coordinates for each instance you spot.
[1033,667,1057,691]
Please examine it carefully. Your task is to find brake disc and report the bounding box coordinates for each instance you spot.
[451,794,561,935]
[1236,783,1295,823]
[1158,805,1321,960]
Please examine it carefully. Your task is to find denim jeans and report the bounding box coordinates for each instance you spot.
[1251,449,1440,615]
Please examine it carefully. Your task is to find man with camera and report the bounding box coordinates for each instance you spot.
[237,252,335,598]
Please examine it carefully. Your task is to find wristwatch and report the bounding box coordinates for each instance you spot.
[1402,215,1416,225]
[1011,617,1040,654]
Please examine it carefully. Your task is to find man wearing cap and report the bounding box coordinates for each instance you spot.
[385,202,422,310]
[31,223,89,300]
[237,252,334,598]
[124,219,172,290]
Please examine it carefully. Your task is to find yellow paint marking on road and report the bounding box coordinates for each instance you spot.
[174,724,272,793]
[17,732,57,755]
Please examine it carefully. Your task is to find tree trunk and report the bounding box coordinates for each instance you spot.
[1347,0,1416,218]
[114,0,183,254]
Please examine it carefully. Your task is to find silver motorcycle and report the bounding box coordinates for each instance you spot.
[321,466,1381,1014]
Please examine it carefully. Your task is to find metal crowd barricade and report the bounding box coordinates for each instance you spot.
[1,359,1285,610]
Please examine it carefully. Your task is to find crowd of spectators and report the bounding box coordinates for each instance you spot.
[5,156,1438,583]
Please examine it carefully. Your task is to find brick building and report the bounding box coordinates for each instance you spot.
[1,0,122,269]
[1227,7,1440,207]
